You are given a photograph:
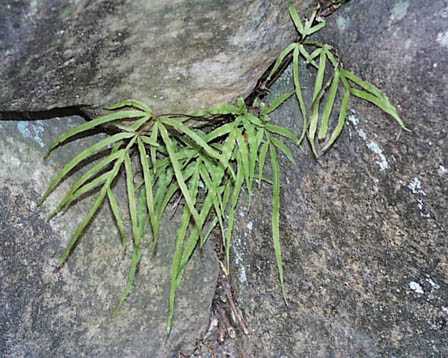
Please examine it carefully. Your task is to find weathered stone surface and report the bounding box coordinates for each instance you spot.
[0,0,311,114]
[0,117,219,356]
[228,0,448,356]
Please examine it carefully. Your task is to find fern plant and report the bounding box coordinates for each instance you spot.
[40,4,407,334]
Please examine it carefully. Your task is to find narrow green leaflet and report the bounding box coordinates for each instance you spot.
[298,44,319,68]
[292,46,308,145]
[258,139,270,186]
[322,78,351,152]
[125,153,139,243]
[306,21,326,36]
[60,170,111,204]
[205,122,235,142]
[137,137,157,245]
[149,122,159,174]
[249,128,264,191]
[58,185,109,267]
[224,154,245,270]
[107,188,127,246]
[129,115,151,132]
[242,119,258,191]
[318,69,340,140]
[167,164,200,334]
[159,124,202,229]
[220,127,238,169]
[312,51,327,102]
[140,135,159,147]
[271,137,295,163]
[269,145,287,303]
[267,43,297,81]
[58,157,123,267]
[160,117,223,162]
[308,83,327,157]
[341,69,387,100]
[236,128,250,191]
[41,132,134,204]
[288,4,305,35]
[47,111,143,155]
[350,88,409,130]
[48,150,124,219]
[199,162,225,239]
[265,123,299,143]
[265,92,294,114]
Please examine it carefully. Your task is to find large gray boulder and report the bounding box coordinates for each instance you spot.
[229,0,448,356]
[0,0,311,114]
[0,117,219,357]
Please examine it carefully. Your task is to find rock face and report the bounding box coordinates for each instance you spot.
[0,0,310,114]
[0,117,219,357]
[230,0,448,356]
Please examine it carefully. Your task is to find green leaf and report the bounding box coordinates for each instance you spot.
[223,153,245,270]
[149,122,159,174]
[318,69,340,140]
[106,99,152,114]
[269,145,287,303]
[236,128,250,191]
[341,69,387,100]
[267,43,296,81]
[292,46,308,145]
[349,88,409,130]
[288,4,305,35]
[61,170,111,204]
[308,67,330,157]
[124,153,139,242]
[307,21,326,35]
[140,135,159,147]
[107,188,127,246]
[137,187,149,240]
[264,123,299,143]
[159,124,202,230]
[322,78,351,152]
[219,127,238,169]
[48,150,124,219]
[265,92,294,114]
[129,115,151,132]
[249,128,264,190]
[298,45,319,68]
[205,122,235,142]
[258,140,269,186]
[58,157,123,267]
[312,51,327,102]
[137,137,157,245]
[167,164,200,335]
[160,117,223,162]
[41,132,135,205]
[271,137,295,163]
[199,162,225,241]
[46,111,143,155]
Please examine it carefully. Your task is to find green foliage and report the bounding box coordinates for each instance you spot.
[40,5,407,335]
[269,5,409,157]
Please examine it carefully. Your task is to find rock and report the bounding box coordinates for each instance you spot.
[0,0,311,114]
[0,117,219,356]
[229,0,448,356]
